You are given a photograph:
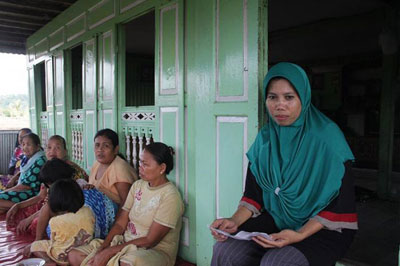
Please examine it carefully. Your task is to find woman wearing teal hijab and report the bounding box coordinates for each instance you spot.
[210,62,358,266]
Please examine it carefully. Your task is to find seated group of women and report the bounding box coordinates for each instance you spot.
[0,128,184,266]
[1,62,358,266]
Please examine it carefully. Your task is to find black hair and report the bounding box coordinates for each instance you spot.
[22,132,41,146]
[48,135,67,150]
[144,142,175,174]
[15,128,32,148]
[38,158,75,185]
[94,128,119,148]
[48,179,84,214]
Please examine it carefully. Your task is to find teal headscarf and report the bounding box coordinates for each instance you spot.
[247,62,354,230]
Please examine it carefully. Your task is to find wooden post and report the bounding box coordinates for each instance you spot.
[377,7,399,198]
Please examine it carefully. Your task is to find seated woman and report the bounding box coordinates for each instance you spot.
[0,128,32,190]
[35,128,138,241]
[30,179,95,266]
[0,133,46,214]
[68,142,184,266]
[210,63,358,266]
[45,135,88,181]
[6,135,88,234]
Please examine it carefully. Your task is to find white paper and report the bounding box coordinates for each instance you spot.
[209,226,273,241]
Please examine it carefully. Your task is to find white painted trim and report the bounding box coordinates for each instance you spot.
[184,107,188,204]
[215,0,248,102]
[88,0,115,30]
[85,110,95,170]
[66,12,86,42]
[159,4,178,95]
[216,116,248,218]
[181,216,190,247]
[120,0,147,13]
[49,26,65,51]
[102,31,114,101]
[159,107,179,188]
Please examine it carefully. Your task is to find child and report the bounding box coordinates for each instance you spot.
[30,179,95,265]
[6,158,76,235]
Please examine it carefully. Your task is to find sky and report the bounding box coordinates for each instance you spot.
[0,53,28,96]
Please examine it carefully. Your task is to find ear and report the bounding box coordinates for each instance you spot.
[114,145,120,154]
[160,163,167,173]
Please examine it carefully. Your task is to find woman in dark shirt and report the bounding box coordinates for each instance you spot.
[210,62,357,266]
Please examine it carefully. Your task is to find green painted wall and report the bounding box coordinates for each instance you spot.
[27,0,268,264]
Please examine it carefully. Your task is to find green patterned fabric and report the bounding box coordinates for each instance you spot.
[247,62,354,230]
[0,151,46,203]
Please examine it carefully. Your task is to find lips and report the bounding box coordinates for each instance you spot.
[274,115,288,121]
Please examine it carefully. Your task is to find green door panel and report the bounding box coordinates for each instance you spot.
[156,0,195,262]
[85,110,96,170]
[45,58,55,137]
[98,29,117,131]
[28,67,38,133]
[217,0,245,98]
[216,117,247,218]
[84,39,97,107]
[160,5,177,93]
[83,38,97,169]
[53,53,66,137]
[189,0,265,265]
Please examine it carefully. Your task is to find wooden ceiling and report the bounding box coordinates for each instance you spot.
[0,0,78,54]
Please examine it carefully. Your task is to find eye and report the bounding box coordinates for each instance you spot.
[267,95,276,100]
[285,95,295,100]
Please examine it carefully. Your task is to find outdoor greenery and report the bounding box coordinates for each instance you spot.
[0,94,29,118]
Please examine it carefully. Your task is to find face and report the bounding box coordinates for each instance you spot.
[266,79,302,126]
[139,149,166,183]
[22,137,40,158]
[18,130,30,145]
[94,135,118,164]
[46,139,67,160]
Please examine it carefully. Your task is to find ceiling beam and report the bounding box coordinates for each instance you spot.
[0,0,69,13]
[0,20,41,31]
[0,1,63,14]
[0,6,59,21]
[0,26,34,37]
[0,32,26,43]
[0,14,48,26]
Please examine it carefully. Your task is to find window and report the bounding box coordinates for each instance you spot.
[124,11,155,106]
[34,62,46,112]
[71,44,83,109]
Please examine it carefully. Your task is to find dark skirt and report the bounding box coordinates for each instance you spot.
[238,211,356,266]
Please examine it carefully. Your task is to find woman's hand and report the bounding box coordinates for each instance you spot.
[38,184,48,199]
[87,246,119,266]
[252,229,304,248]
[210,218,238,242]
[6,203,20,223]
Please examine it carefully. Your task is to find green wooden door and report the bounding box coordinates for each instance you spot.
[97,28,118,131]
[155,0,195,261]
[83,37,97,170]
[187,0,268,265]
